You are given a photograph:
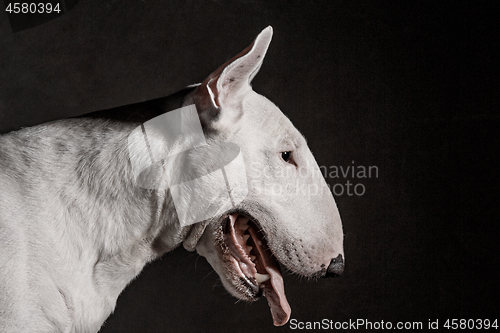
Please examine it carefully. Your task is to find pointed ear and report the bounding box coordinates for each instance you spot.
[192,26,273,127]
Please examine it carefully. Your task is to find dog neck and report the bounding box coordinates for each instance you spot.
[0,89,202,330]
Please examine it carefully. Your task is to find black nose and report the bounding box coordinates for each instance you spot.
[323,254,344,278]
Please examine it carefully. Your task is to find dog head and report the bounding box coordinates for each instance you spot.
[181,27,344,326]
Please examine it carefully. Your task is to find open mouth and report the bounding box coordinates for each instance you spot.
[223,213,291,326]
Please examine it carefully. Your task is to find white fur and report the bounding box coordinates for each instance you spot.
[0,27,343,332]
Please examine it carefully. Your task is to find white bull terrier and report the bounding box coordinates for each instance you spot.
[0,26,344,332]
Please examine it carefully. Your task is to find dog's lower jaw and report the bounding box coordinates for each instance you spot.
[196,213,291,326]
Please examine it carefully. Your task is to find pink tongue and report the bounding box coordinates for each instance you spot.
[247,226,291,326]
[262,265,291,326]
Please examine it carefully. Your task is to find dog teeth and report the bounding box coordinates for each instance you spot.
[255,273,270,284]
[240,224,249,231]
[250,255,256,262]
[247,246,253,253]
[243,234,250,242]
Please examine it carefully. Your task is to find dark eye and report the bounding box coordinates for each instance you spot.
[281,151,292,163]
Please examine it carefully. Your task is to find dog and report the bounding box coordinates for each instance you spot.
[0,26,344,332]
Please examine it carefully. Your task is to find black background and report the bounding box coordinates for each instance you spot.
[1,1,499,332]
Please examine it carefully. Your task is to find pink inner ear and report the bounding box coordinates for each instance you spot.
[194,27,273,111]
[197,41,256,109]
[192,27,273,129]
